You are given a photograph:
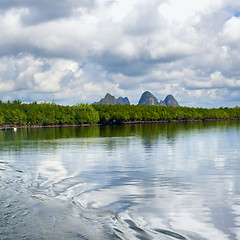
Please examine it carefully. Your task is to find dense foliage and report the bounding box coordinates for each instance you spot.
[0,100,239,126]
[93,104,240,124]
[0,101,99,125]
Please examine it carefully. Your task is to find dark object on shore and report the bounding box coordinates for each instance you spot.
[0,127,17,131]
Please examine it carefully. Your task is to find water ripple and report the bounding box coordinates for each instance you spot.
[153,229,187,239]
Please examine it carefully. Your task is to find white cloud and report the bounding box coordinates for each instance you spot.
[97,0,138,22]
[158,0,224,23]
[122,1,164,36]
[0,81,15,92]
[0,0,239,107]
[221,17,240,45]
[112,40,138,60]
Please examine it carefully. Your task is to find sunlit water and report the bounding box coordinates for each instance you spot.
[0,121,240,240]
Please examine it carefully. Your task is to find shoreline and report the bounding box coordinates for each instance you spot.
[0,123,101,130]
[0,118,239,129]
[122,118,240,124]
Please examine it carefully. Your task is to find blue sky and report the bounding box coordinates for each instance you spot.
[0,0,240,107]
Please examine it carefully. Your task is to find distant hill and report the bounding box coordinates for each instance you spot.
[138,91,158,105]
[99,93,117,105]
[138,91,180,107]
[97,93,130,105]
[159,100,166,106]
[164,94,179,107]
[116,97,130,105]
[95,91,179,107]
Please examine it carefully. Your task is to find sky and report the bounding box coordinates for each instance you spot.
[0,0,240,107]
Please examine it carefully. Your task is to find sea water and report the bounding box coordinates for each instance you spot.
[0,121,240,239]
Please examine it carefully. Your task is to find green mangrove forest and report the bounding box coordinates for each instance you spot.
[0,100,240,127]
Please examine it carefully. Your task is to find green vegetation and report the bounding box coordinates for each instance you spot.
[0,101,99,126]
[0,100,239,127]
[93,104,240,124]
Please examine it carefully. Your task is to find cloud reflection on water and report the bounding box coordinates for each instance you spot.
[0,121,240,239]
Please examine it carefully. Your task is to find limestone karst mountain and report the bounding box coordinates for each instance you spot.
[98,93,130,105]
[138,91,158,105]
[99,93,117,105]
[164,94,180,107]
[96,91,179,107]
[116,97,130,105]
[159,100,166,106]
[138,91,180,107]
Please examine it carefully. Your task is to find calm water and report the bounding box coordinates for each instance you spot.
[0,121,240,240]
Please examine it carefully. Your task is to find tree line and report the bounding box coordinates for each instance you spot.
[93,104,240,124]
[0,100,239,126]
[0,100,99,125]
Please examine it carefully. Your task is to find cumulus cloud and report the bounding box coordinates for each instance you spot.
[0,0,239,107]
[0,0,97,24]
[122,1,165,36]
[0,55,82,102]
[221,16,240,46]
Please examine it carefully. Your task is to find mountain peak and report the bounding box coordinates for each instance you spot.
[99,93,117,105]
[117,97,130,105]
[164,95,180,107]
[96,91,179,107]
[138,91,158,105]
[98,93,130,105]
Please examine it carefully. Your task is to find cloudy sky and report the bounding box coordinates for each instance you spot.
[0,0,239,107]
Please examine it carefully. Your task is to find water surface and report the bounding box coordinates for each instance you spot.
[0,121,240,239]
